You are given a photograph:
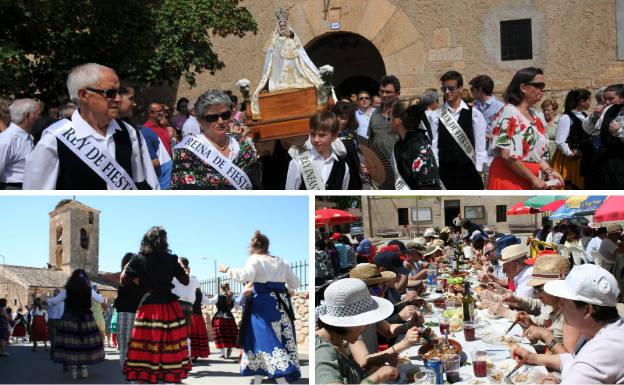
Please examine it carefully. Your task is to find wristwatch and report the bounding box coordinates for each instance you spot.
[547,337,558,350]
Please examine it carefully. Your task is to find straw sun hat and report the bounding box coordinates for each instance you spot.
[349,263,396,286]
[527,254,571,287]
[317,278,394,327]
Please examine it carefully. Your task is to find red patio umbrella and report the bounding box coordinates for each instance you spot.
[315,208,358,226]
[539,199,567,213]
[594,196,624,222]
[507,201,540,216]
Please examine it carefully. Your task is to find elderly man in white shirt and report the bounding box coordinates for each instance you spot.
[511,264,624,384]
[23,63,158,190]
[501,244,535,299]
[429,70,487,190]
[0,98,41,189]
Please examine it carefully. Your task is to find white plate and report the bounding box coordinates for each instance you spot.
[487,359,538,384]
[481,311,503,320]
[419,292,443,302]
[481,334,524,346]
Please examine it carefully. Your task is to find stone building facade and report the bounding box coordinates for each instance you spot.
[360,195,541,237]
[174,0,623,106]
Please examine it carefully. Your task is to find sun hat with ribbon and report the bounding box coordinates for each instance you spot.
[527,254,571,287]
[349,263,396,286]
[317,278,394,327]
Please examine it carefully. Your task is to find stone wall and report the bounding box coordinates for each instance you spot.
[202,291,309,350]
[169,0,621,109]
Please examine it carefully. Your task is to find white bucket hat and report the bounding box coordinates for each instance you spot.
[317,278,394,327]
[501,244,529,264]
[544,264,620,307]
[423,228,438,238]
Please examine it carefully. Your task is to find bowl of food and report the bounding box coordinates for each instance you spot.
[417,338,463,364]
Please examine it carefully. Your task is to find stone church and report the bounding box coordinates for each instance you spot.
[174,0,623,104]
[1,199,117,310]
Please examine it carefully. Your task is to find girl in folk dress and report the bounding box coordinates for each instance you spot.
[29,298,48,352]
[189,288,210,361]
[49,269,105,380]
[206,283,240,359]
[11,309,27,342]
[220,230,301,384]
[122,226,191,384]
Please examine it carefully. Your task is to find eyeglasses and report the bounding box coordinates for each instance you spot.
[525,82,546,90]
[86,87,121,99]
[358,97,370,101]
[440,86,458,93]
[202,111,232,122]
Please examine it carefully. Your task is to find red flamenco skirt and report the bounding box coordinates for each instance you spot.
[30,315,48,341]
[212,317,239,349]
[123,301,191,384]
[487,157,540,190]
[189,314,210,358]
[12,323,26,337]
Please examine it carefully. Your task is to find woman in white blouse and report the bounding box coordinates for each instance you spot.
[219,230,300,384]
[551,88,591,189]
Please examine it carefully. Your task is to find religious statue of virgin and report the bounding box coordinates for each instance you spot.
[251,8,325,119]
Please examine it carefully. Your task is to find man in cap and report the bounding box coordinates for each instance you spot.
[423,228,438,246]
[501,244,535,299]
[439,226,452,246]
[596,224,623,272]
[404,241,429,282]
[330,232,349,273]
[373,249,410,302]
[511,264,624,384]
[356,234,375,263]
[585,226,607,263]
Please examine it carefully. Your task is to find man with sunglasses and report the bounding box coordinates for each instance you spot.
[24,63,158,190]
[429,70,487,190]
[355,91,374,138]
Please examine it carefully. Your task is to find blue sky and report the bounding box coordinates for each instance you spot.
[0,195,309,281]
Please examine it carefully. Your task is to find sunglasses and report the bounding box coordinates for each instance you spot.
[86,87,121,99]
[440,86,458,93]
[358,97,370,101]
[525,82,546,90]
[202,110,232,122]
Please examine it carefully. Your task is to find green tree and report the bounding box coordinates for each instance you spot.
[0,0,257,101]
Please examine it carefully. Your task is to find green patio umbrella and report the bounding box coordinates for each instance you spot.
[524,195,568,209]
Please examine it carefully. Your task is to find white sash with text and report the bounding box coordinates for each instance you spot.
[391,152,411,190]
[175,135,252,190]
[295,151,325,190]
[54,122,137,190]
[439,107,476,167]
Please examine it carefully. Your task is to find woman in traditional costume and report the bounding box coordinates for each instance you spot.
[169,89,261,190]
[29,298,48,352]
[122,226,191,383]
[220,230,301,384]
[205,283,239,359]
[189,288,210,362]
[49,269,105,380]
[11,309,27,342]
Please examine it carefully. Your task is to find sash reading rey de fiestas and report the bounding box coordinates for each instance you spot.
[439,106,476,167]
[54,122,137,190]
[175,135,252,190]
[295,151,325,190]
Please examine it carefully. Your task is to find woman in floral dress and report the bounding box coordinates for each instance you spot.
[169,89,261,189]
[488,67,564,190]
[389,98,440,189]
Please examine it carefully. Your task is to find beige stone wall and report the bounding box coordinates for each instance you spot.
[362,196,540,237]
[172,0,621,110]
[202,291,309,350]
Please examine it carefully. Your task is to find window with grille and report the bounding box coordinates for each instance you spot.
[500,19,533,61]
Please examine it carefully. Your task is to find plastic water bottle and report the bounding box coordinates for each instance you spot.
[428,265,437,285]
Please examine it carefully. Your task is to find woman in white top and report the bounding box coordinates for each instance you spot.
[29,298,48,352]
[219,230,300,384]
[551,88,591,189]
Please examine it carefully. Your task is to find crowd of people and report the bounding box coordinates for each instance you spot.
[0,228,302,384]
[1,61,623,190]
[314,218,624,384]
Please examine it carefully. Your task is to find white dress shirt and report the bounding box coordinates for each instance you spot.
[285,146,350,190]
[555,111,587,156]
[513,265,535,299]
[355,108,373,138]
[182,116,201,137]
[560,319,624,384]
[23,110,159,190]
[226,254,300,290]
[429,101,488,171]
[172,275,200,303]
[0,123,34,183]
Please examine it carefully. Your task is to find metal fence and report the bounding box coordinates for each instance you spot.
[199,259,308,296]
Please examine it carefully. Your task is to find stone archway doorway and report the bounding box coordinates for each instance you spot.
[305,32,385,99]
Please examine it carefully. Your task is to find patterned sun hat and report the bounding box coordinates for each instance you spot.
[317,278,394,327]
[527,254,571,287]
